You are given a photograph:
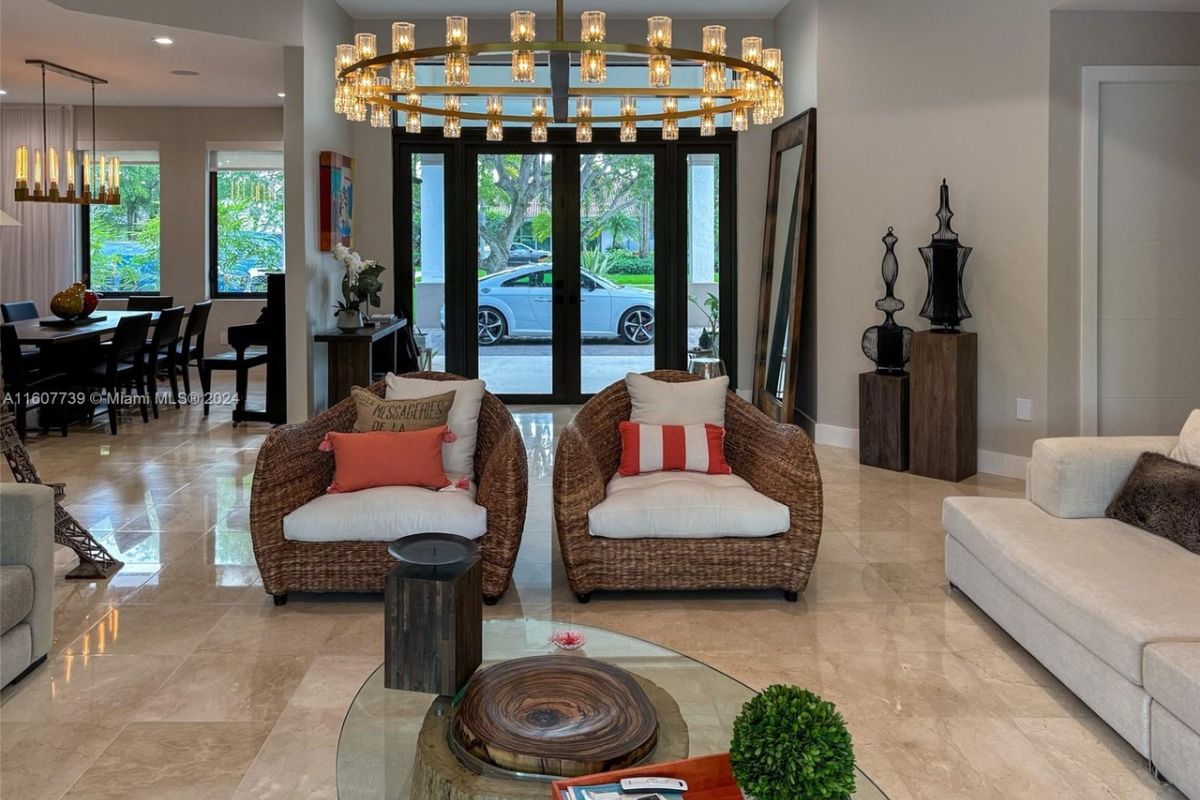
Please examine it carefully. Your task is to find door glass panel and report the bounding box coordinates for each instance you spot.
[412,153,446,371]
[687,153,720,360]
[580,153,655,395]
[476,153,554,394]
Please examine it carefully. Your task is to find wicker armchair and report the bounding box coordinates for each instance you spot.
[249,372,527,604]
[553,370,823,602]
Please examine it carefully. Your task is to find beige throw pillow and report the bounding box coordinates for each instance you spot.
[1170,409,1200,466]
[351,386,456,433]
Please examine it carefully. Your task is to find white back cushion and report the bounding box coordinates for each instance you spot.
[1171,409,1200,465]
[385,375,485,478]
[625,372,727,427]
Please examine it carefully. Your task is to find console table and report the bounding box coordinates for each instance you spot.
[314,316,409,405]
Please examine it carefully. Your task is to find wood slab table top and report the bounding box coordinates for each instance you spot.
[8,310,180,345]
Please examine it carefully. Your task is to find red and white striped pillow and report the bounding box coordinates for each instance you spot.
[618,421,732,477]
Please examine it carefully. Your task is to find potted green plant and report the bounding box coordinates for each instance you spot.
[730,685,856,800]
[690,291,720,354]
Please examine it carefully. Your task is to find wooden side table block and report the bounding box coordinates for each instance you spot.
[859,372,909,472]
[909,331,977,482]
[384,557,482,695]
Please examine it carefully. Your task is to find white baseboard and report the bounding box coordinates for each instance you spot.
[814,423,859,451]
[812,424,1029,480]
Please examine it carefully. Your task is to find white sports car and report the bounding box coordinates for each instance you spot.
[442,264,655,346]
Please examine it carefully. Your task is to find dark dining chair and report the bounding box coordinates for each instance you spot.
[175,300,212,397]
[75,313,152,434]
[0,301,39,322]
[135,305,185,418]
[127,295,174,311]
[1,324,68,439]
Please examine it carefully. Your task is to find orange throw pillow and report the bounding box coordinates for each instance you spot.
[322,427,451,493]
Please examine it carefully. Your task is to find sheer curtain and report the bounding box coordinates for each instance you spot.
[0,104,78,309]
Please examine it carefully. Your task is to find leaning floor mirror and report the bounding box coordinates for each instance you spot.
[753,109,816,424]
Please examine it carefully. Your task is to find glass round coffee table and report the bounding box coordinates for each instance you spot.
[337,618,887,799]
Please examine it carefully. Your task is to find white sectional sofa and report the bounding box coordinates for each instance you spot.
[943,435,1200,799]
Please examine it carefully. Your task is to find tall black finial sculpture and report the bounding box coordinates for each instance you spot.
[861,227,913,374]
[918,180,972,331]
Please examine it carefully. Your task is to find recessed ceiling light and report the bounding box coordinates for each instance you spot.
[0,89,7,95]
[170,69,200,77]
[153,36,174,45]
[277,92,286,98]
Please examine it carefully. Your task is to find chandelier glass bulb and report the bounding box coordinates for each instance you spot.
[486,94,504,141]
[511,10,535,41]
[581,50,606,83]
[620,95,637,143]
[446,16,468,46]
[731,106,748,131]
[531,97,548,142]
[581,11,606,42]
[741,36,763,65]
[512,50,536,83]
[404,91,421,132]
[700,95,716,137]
[702,25,726,94]
[445,16,470,86]
[443,95,461,138]
[702,25,727,55]
[511,10,536,83]
[702,61,725,94]
[373,104,393,129]
[661,98,678,140]
[647,16,672,47]
[575,96,593,143]
[649,55,671,88]
[355,33,377,61]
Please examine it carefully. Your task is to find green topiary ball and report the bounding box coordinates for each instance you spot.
[730,685,856,800]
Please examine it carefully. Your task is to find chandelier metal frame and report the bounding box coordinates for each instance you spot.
[335,0,783,140]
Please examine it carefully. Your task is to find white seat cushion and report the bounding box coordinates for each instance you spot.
[283,486,486,543]
[943,497,1200,684]
[588,472,789,539]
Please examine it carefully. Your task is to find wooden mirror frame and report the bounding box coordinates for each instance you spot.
[752,109,816,423]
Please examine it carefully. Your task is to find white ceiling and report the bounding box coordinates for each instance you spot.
[0,0,284,106]
[336,0,789,19]
[1055,0,1200,9]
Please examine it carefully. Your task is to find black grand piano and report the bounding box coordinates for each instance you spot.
[199,273,287,425]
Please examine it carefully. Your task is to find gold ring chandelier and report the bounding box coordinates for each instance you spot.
[334,0,784,143]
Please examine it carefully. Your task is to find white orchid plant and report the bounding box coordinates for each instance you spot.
[332,243,385,314]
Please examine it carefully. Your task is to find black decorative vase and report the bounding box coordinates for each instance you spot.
[862,227,913,374]
[918,180,972,332]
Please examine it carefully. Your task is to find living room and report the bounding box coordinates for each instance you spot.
[1,0,1198,798]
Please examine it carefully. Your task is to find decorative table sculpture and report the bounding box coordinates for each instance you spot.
[452,655,660,778]
[859,228,912,471]
[918,180,973,331]
[384,533,482,695]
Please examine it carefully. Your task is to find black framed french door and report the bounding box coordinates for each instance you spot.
[394,127,736,404]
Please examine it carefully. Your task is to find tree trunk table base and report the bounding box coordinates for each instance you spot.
[411,665,687,800]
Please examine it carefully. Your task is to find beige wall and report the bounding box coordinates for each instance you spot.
[771,0,1055,471]
[282,0,354,419]
[1046,10,1200,436]
[79,105,284,353]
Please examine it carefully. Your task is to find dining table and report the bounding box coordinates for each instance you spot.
[8,309,179,352]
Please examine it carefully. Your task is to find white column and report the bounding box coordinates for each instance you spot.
[419,154,445,283]
[688,154,717,283]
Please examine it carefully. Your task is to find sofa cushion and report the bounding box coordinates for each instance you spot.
[0,565,33,634]
[385,375,485,479]
[1144,643,1200,736]
[588,472,789,539]
[943,497,1200,684]
[351,385,455,433]
[283,485,486,542]
[1028,436,1178,519]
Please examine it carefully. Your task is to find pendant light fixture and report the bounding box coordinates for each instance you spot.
[12,60,119,206]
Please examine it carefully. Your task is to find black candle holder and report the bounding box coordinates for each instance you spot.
[918,180,973,331]
[862,227,913,374]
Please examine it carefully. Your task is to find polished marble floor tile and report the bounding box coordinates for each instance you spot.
[0,376,1182,799]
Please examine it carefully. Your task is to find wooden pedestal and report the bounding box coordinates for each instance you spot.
[909,331,977,482]
[859,372,909,472]
[384,556,482,695]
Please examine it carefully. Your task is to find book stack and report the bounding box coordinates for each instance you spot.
[560,784,685,800]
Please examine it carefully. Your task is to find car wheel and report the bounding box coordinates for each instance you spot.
[477,307,507,346]
[619,307,655,345]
